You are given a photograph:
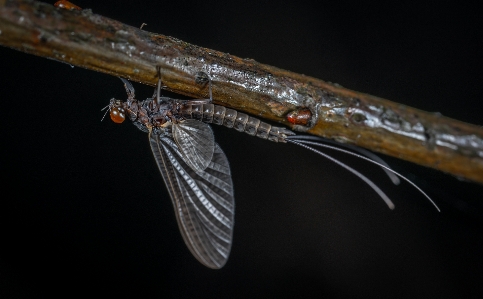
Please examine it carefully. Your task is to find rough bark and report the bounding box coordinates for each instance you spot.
[1,0,482,183]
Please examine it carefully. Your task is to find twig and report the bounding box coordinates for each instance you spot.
[1,0,482,183]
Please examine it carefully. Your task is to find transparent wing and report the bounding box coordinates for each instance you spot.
[172,119,215,172]
[149,132,235,269]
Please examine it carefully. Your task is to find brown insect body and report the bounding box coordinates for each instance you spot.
[109,81,293,142]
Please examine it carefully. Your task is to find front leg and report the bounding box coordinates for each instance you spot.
[120,78,136,100]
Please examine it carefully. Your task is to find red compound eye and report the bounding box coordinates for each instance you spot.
[110,107,126,124]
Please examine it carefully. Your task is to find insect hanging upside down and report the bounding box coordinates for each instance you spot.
[104,69,294,269]
[104,69,439,269]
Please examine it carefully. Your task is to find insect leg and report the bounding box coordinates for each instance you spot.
[195,72,213,103]
[156,66,162,105]
[120,78,136,99]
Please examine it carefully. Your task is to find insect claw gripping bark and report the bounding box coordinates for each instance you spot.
[105,69,439,268]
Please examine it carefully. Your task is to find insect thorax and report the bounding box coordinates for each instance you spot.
[124,98,182,135]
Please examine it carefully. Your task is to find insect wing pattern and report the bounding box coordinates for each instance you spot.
[149,124,235,269]
[172,119,215,173]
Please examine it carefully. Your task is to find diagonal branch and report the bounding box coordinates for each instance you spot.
[1,0,482,183]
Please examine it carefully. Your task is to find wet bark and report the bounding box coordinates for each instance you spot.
[1,0,482,183]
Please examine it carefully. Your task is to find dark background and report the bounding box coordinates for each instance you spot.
[1,1,482,298]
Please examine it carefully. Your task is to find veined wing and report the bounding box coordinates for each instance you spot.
[149,131,235,269]
[172,119,215,173]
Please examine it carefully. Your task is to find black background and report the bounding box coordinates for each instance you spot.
[1,1,482,298]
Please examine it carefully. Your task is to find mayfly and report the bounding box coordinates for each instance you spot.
[104,68,439,269]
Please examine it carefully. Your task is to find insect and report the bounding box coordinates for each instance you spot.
[104,69,293,268]
[104,69,439,269]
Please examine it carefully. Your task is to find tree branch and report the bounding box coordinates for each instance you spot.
[1,0,482,183]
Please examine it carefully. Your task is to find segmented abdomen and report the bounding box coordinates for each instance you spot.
[180,103,294,143]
